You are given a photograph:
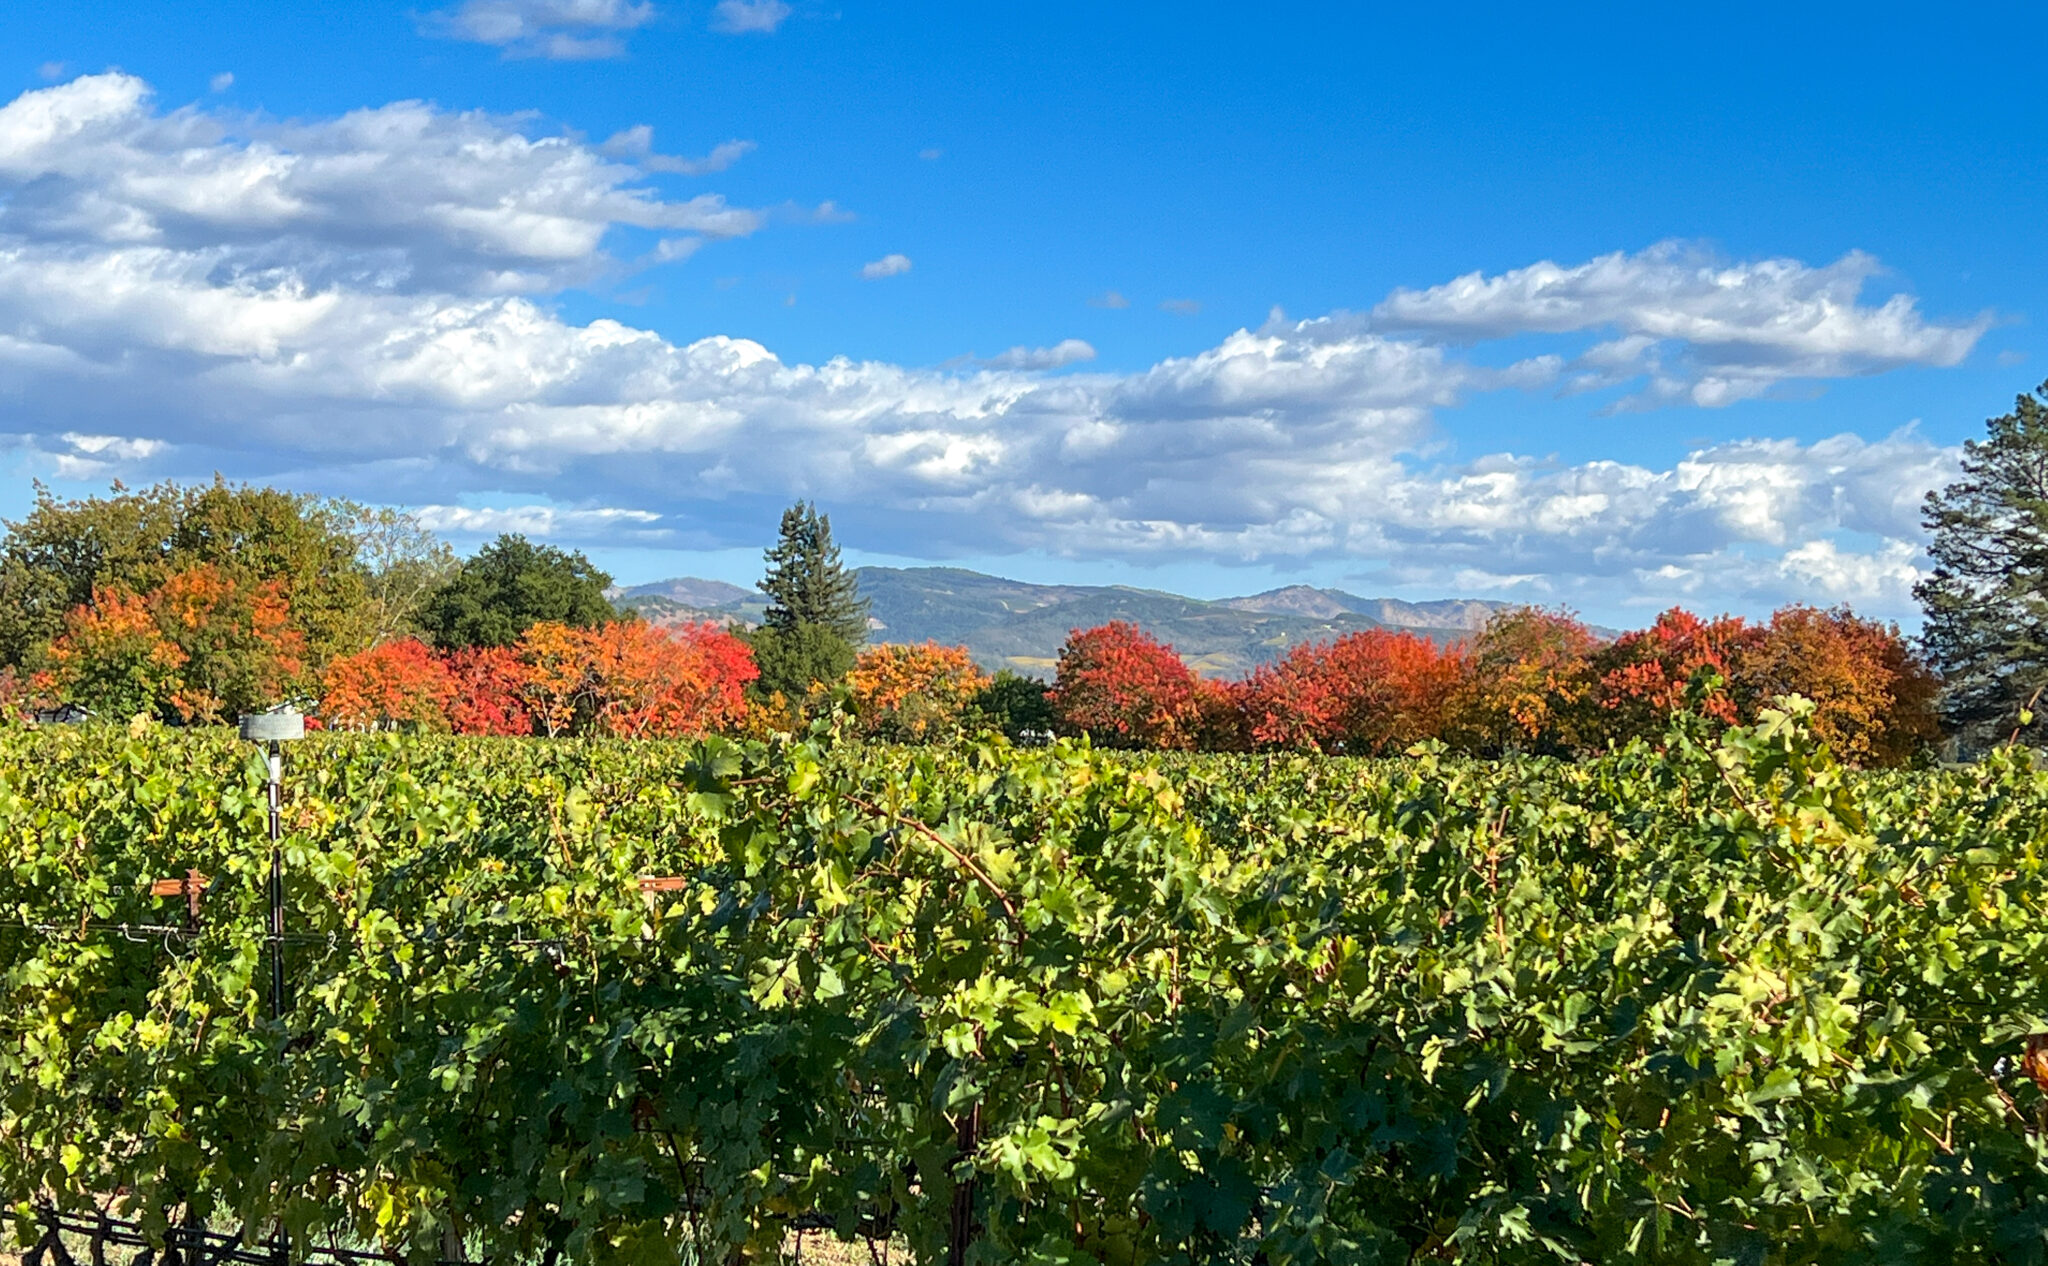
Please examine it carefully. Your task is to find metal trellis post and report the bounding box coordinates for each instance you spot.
[267,737,284,1020]
[238,707,305,1266]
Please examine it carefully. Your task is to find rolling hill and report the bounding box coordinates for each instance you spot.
[612,567,1515,678]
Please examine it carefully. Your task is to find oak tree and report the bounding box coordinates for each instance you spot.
[420,534,616,649]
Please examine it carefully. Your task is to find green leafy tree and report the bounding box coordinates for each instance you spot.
[419,534,616,649]
[1917,380,2048,742]
[171,480,375,663]
[751,502,868,699]
[968,669,1057,741]
[0,481,185,668]
[747,622,858,706]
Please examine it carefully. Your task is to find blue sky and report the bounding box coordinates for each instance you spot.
[0,1,2040,622]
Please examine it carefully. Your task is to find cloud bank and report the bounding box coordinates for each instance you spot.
[1373,244,1990,410]
[0,75,1995,616]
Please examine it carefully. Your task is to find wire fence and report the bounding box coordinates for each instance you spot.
[22,1208,489,1266]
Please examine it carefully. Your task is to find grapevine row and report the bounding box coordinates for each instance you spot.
[3,710,2046,1263]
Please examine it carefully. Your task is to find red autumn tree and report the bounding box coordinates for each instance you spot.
[0,666,27,722]
[1593,608,1762,738]
[1049,621,1201,749]
[1732,605,1941,767]
[583,620,758,739]
[1191,676,1251,753]
[846,641,991,741]
[1242,630,1465,754]
[445,645,533,736]
[1452,607,1600,756]
[321,638,459,731]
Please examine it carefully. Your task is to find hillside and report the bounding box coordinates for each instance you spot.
[610,577,767,629]
[1223,585,1510,631]
[614,566,1506,678]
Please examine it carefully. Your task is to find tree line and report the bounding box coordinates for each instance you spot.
[1040,607,1934,765]
[6,378,2048,763]
[0,487,874,733]
[0,479,1933,764]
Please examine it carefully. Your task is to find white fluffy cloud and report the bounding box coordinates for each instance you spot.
[0,75,762,296]
[0,76,1996,616]
[600,126,755,175]
[860,253,913,280]
[427,0,656,59]
[411,503,663,540]
[1372,243,1991,410]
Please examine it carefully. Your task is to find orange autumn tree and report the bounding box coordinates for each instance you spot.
[38,565,304,723]
[321,638,459,731]
[846,642,991,741]
[37,585,187,722]
[1733,605,1941,767]
[150,565,305,723]
[323,623,759,740]
[1593,608,1762,739]
[1049,621,1202,750]
[1453,607,1599,756]
[1242,630,1465,754]
[516,621,596,738]
[582,620,757,739]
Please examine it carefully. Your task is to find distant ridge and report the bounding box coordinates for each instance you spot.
[610,577,756,609]
[612,566,1520,678]
[1222,585,1512,631]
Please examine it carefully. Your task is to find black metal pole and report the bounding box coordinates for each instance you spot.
[267,738,284,1021]
[240,719,298,1266]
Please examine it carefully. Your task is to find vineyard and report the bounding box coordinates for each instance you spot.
[4,710,2048,1264]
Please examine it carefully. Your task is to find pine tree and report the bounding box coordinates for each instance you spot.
[752,502,869,699]
[759,502,869,640]
[1916,381,2048,743]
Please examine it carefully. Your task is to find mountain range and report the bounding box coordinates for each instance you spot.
[612,567,1520,679]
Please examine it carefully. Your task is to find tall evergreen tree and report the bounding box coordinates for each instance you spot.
[751,502,869,699]
[759,502,869,640]
[1916,380,2048,742]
